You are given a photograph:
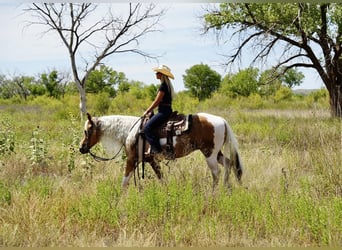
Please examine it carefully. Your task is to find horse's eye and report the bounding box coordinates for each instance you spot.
[84,130,88,137]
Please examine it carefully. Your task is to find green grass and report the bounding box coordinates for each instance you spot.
[0,95,341,246]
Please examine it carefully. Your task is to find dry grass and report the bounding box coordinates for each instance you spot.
[0,104,341,247]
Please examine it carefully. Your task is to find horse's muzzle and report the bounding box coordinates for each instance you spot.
[79,146,89,154]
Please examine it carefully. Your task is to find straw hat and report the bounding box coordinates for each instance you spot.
[152,65,174,79]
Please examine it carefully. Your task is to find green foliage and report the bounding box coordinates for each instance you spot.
[40,70,63,98]
[309,88,328,103]
[221,68,259,97]
[203,3,342,116]
[220,67,303,99]
[21,176,54,198]
[28,126,47,168]
[204,3,327,36]
[245,93,265,109]
[200,92,233,111]
[183,63,221,101]
[86,65,127,97]
[63,112,81,173]
[12,76,34,100]
[173,91,199,114]
[144,84,159,101]
[0,116,15,155]
[274,86,293,103]
[107,88,150,116]
[0,181,11,205]
[93,92,111,115]
[279,68,305,89]
[0,85,339,246]
[71,179,121,225]
[0,71,69,100]
[258,69,282,97]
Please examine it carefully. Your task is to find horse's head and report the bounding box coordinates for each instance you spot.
[79,113,101,154]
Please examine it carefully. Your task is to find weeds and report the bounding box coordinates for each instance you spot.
[0,181,11,205]
[28,126,47,168]
[0,116,15,155]
[63,112,80,173]
[0,95,340,247]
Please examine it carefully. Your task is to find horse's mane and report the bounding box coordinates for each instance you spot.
[96,115,140,155]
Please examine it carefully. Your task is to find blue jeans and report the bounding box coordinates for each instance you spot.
[144,108,171,152]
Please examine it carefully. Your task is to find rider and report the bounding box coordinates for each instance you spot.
[143,65,175,155]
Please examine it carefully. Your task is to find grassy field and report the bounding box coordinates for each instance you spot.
[0,95,341,247]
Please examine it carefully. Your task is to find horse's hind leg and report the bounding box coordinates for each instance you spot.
[149,160,163,180]
[217,151,232,189]
[206,155,221,191]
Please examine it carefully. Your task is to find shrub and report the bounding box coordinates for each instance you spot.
[94,92,111,115]
[28,126,47,168]
[0,181,11,205]
[273,86,293,103]
[0,116,15,155]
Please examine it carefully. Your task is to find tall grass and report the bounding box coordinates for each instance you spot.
[0,94,340,246]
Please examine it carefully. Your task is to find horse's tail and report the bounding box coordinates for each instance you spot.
[224,121,243,182]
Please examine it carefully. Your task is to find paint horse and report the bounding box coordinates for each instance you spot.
[79,112,243,189]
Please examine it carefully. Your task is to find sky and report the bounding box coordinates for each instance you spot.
[0,3,325,92]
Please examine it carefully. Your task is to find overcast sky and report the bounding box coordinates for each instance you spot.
[0,3,324,92]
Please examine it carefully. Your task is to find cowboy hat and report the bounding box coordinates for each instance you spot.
[152,65,174,79]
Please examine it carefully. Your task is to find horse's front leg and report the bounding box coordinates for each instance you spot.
[122,155,136,188]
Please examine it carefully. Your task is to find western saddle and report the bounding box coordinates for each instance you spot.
[140,111,192,159]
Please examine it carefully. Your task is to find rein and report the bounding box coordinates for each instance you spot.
[89,144,124,162]
[88,116,144,162]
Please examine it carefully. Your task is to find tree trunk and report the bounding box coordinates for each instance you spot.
[327,58,342,118]
[329,84,342,118]
[79,87,87,120]
[74,78,87,120]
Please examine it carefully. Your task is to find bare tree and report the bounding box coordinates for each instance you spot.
[25,3,165,117]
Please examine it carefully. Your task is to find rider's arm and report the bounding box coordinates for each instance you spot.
[143,91,165,116]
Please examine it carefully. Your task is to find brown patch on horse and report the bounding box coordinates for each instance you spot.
[124,142,137,177]
[80,115,103,152]
[173,114,215,158]
[88,119,103,148]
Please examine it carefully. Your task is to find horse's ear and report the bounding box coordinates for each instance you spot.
[87,113,93,123]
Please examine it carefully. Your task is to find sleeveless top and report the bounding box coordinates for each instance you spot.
[158,81,172,113]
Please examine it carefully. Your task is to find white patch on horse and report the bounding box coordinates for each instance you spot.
[198,113,226,154]
[97,115,139,155]
[122,172,133,187]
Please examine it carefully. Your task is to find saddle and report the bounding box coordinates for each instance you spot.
[154,111,191,137]
[141,111,192,158]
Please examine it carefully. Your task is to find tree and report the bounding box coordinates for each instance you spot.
[279,68,304,89]
[11,76,34,101]
[221,67,259,97]
[183,63,221,101]
[204,3,342,117]
[27,80,46,97]
[26,3,165,117]
[258,69,282,97]
[0,74,47,99]
[258,68,304,97]
[86,65,127,97]
[0,75,14,99]
[40,70,67,98]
